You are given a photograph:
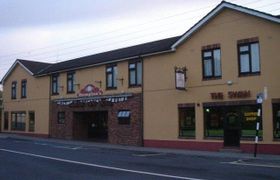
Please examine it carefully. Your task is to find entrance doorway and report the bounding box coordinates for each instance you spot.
[224,112,241,147]
[73,111,108,142]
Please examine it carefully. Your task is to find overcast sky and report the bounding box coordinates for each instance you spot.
[0,0,280,89]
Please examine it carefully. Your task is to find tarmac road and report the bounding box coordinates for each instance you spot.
[0,135,279,180]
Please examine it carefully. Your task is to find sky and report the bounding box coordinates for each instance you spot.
[0,0,280,90]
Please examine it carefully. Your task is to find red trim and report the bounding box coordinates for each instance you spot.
[3,132,49,138]
[144,139,280,155]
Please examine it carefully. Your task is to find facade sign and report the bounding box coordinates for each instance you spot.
[77,84,103,97]
[175,66,187,90]
[210,90,251,100]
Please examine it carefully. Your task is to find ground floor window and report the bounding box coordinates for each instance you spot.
[204,104,262,139]
[11,112,26,131]
[179,107,195,138]
[4,112,9,130]
[273,103,280,139]
[57,112,65,124]
[29,111,35,132]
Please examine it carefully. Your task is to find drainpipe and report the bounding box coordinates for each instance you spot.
[140,55,144,147]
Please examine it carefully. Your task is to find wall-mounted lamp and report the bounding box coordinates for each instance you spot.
[95,80,102,88]
[74,83,80,89]
[117,78,124,86]
[227,80,233,85]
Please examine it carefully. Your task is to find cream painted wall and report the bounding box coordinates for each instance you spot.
[2,64,50,135]
[143,9,280,144]
[51,60,142,100]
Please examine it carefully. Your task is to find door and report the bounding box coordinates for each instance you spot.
[224,112,241,147]
[88,111,108,140]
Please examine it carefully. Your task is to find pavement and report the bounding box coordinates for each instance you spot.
[0,133,279,161]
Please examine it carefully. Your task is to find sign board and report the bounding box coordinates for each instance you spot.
[256,93,263,104]
[77,84,103,97]
[175,67,187,90]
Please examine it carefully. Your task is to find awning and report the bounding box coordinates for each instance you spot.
[53,93,133,105]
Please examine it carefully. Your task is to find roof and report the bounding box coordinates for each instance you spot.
[17,59,52,74]
[0,59,52,84]
[37,36,179,75]
[172,1,280,49]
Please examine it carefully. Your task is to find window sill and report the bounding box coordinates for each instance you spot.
[178,136,195,139]
[52,93,59,96]
[21,97,26,99]
[67,91,75,94]
[106,87,117,91]
[241,137,263,141]
[202,76,222,81]
[204,136,223,140]
[239,72,260,77]
[273,138,280,142]
[128,85,142,88]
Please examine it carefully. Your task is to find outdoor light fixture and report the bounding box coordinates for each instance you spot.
[227,80,233,85]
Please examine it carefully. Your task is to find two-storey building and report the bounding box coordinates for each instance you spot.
[1,2,280,153]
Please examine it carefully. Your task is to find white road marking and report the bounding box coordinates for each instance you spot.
[0,148,205,180]
[221,160,280,169]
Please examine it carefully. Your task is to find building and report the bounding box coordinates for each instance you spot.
[1,2,280,154]
[0,90,2,131]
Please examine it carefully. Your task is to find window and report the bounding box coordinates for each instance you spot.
[238,42,260,75]
[67,72,75,93]
[202,48,221,79]
[4,112,9,130]
[21,80,27,98]
[129,61,142,86]
[273,103,280,139]
[106,65,117,89]
[179,107,195,138]
[118,110,131,125]
[11,112,26,131]
[28,112,35,132]
[11,81,17,99]
[57,112,65,124]
[204,105,262,138]
[51,74,59,95]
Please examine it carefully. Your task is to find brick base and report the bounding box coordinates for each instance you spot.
[144,139,280,155]
[50,93,143,146]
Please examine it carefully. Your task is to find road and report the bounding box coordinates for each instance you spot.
[0,137,279,180]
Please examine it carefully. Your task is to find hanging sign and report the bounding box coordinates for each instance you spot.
[175,66,187,90]
[77,84,103,97]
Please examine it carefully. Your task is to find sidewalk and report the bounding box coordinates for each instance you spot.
[0,133,279,161]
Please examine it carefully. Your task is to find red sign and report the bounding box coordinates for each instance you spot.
[77,84,103,97]
[210,90,251,100]
[228,90,251,99]
[210,92,224,100]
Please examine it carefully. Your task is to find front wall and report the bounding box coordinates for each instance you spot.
[143,9,280,149]
[2,64,50,135]
[51,61,141,100]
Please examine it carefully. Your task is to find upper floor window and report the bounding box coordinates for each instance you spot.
[129,60,142,87]
[21,80,27,98]
[106,65,117,89]
[67,72,75,93]
[11,81,17,99]
[238,41,260,76]
[51,74,59,95]
[202,46,221,79]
